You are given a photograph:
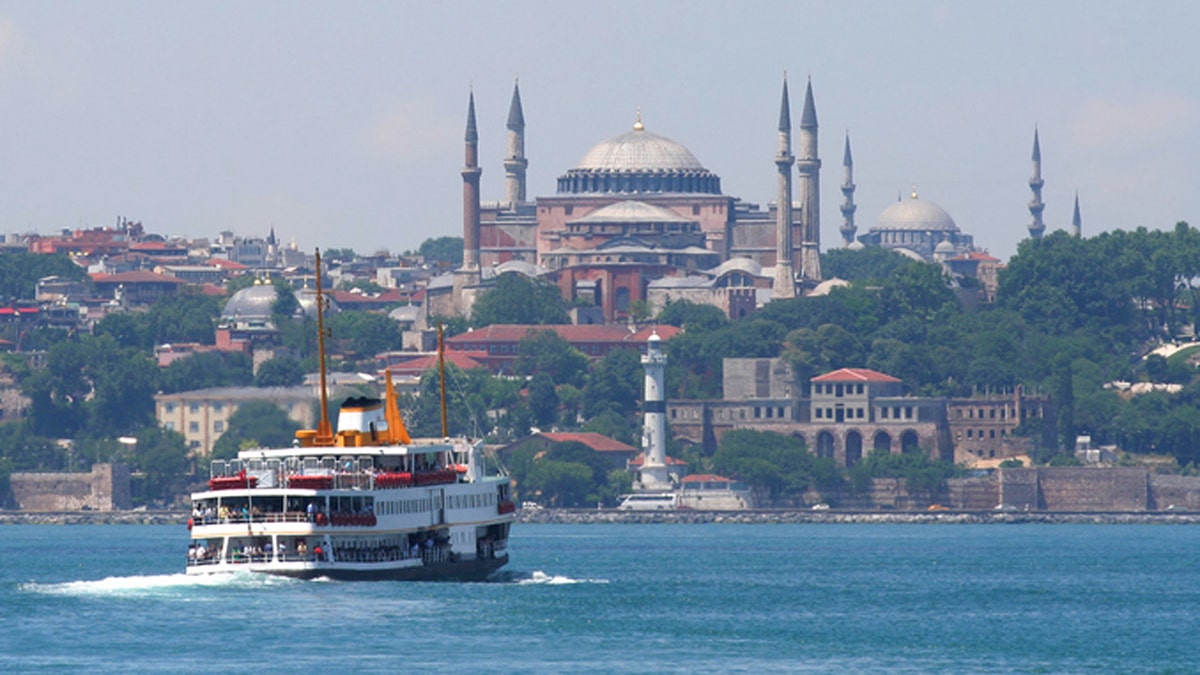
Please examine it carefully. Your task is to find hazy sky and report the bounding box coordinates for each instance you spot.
[0,1,1196,262]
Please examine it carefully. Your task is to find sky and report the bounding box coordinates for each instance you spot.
[0,1,1196,263]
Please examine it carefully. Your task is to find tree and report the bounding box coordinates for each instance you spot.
[582,348,642,420]
[418,236,464,268]
[255,355,305,387]
[821,246,917,284]
[514,329,589,387]
[327,310,403,362]
[470,273,568,327]
[658,300,728,332]
[712,429,822,503]
[129,427,190,506]
[0,251,87,301]
[160,351,254,394]
[211,400,302,460]
[528,373,560,428]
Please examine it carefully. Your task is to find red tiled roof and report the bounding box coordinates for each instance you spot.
[628,454,689,467]
[384,352,485,374]
[950,251,1001,263]
[449,324,681,345]
[91,271,186,284]
[811,368,901,383]
[681,474,732,483]
[206,258,249,270]
[200,284,226,296]
[538,432,636,453]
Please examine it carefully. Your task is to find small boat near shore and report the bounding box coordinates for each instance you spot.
[185,250,515,581]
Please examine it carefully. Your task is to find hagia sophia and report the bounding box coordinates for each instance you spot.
[427,78,1066,323]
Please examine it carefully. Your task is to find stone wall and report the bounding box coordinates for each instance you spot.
[10,463,132,512]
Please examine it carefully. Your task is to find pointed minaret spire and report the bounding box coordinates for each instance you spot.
[461,90,481,271]
[1072,191,1082,238]
[1028,127,1046,239]
[839,132,857,246]
[773,74,796,300]
[796,76,822,284]
[504,79,528,206]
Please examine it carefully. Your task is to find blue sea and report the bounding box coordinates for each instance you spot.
[2,523,1198,673]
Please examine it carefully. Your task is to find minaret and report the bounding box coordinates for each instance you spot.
[1028,128,1045,239]
[773,76,796,300]
[797,77,822,284]
[638,331,670,490]
[1072,191,1082,238]
[461,90,482,271]
[503,80,527,206]
[839,132,857,246]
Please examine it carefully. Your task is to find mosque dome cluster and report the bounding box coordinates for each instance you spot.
[556,119,722,196]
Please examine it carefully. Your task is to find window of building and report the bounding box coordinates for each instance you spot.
[189,404,200,414]
[164,422,175,431]
[880,407,888,419]
[754,407,761,419]
[165,403,176,414]
[816,408,823,419]
[967,430,973,438]
[213,403,223,413]
[214,421,225,433]
[188,422,199,433]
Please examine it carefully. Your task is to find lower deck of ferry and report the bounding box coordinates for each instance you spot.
[187,521,510,581]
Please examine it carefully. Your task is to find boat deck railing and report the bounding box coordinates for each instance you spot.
[205,466,461,492]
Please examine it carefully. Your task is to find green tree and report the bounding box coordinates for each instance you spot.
[211,400,302,460]
[657,300,729,332]
[255,355,305,387]
[712,429,822,503]
[418,236,464,268]
[327,311,403,362]
[129,427,190,506]
[0,251,87,300]
[470,273,568,327]
[528,373,560,428]
[821,246,917,284]
[160,351,254,394]
[582,348,642,420]
[514,329,589,388]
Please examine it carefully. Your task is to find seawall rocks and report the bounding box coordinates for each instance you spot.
[517,510,1200,525]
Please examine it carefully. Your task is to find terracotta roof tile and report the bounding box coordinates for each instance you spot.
[811,367,901,383]
[539,432,636,453]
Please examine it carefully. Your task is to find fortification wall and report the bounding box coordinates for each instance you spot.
[1149,474,1200,511]
[947,475,999,510]
[10,463,132,512]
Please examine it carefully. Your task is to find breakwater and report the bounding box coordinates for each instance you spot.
[3,509,1200,526]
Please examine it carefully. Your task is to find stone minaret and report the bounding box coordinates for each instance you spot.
[839,132,857,246]
[1072,191,1082,238]
[797,78,822,283]
[1028,128,1046,239]
[503,80,527,206]
[638,331,670,490]
[773,76,796,300]
[461,90,482,271]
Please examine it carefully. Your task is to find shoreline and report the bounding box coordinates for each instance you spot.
[4,509,1200,525]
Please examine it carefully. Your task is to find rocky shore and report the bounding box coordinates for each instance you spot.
[3,509,1199,526]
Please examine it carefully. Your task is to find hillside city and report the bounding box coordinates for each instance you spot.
[4,82,1200,513]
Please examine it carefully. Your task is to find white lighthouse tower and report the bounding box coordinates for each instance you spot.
[638,331,671,490]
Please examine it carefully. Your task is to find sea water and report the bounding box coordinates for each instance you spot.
[2,523,1198,673]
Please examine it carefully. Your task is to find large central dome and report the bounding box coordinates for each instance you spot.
[557,118,722,196]
[873,192,959,232]
[575,127,706,172]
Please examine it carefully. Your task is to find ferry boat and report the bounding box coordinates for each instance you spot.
[185,251,515,581]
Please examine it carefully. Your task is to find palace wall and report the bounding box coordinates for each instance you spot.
[10,463,132,512]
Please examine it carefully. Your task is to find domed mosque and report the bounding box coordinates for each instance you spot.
[855,189,975,262]
[437,78,825,323]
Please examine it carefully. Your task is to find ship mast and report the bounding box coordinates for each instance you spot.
[438,322,449,438]
[313,248,334,446]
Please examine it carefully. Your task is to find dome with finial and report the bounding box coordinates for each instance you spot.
[557,113,721,195]
[873,190,960,233]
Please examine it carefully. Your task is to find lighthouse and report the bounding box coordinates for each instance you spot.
[638,331,671,489]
